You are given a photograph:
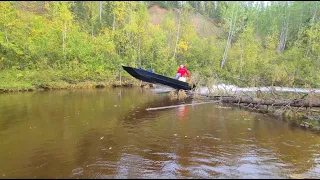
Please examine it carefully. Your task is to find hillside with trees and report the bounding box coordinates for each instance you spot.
[0,1,319,91]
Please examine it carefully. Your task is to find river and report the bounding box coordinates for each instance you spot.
[0,88,319,178]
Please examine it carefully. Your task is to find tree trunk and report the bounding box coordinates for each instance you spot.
[305,4,318,58]
[112,13,115,32]
[167,43,170,59]
[239,39,244,75]
[120,70,122,86]
[297,22,302,40]
[25,27,29,51]
[276,2,290,53]
[221,97,320,107]
[62,24,66,60]
[173,9,181,60]
[5,30,8,43]
[276,21,286,53]
[297,4,304,41]
[99,1,102,24]
[285,9,290,46]
[62,27,65,54]
[91,25,93,37]
[196,1,199,11]
[4,12,8,43]
[221,4,238,69]
[138,37,141,67]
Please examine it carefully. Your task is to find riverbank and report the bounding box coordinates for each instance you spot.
[0,69,140,93]
[0,80,141,93]
[0,81,139,93]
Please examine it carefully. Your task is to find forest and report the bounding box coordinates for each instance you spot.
[0,1,319,91]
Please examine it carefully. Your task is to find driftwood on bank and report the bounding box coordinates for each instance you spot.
[190,89,319,108]
[220,97,320,107]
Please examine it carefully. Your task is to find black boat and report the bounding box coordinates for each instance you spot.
[122,66,193,90]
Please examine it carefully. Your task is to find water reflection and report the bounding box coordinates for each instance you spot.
[177,106,189,121]
[0,88,320,178]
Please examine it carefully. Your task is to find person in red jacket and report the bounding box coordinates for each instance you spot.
[183,65,190,77]
[175,65,190,79]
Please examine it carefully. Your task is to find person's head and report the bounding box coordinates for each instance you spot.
[180,65,184,68]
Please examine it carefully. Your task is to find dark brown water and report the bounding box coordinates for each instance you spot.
[0,88,320,178]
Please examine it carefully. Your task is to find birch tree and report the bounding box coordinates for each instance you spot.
[52,2,73,62]
[305,3,318,58]
[173,9,181,60]
[276,1,290,53]
[0,2,17,44]
[99,1,102,24]
[221,2,239,69]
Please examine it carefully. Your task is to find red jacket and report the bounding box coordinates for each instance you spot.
[176,67,190,77]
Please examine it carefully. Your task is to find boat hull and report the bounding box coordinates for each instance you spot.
[122,66,192,90]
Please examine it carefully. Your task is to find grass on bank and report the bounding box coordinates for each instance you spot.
[0,68,139,92]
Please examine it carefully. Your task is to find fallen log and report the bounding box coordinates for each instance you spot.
[189,92,236,99]
[221,97,320,107]
[146,101,220,111]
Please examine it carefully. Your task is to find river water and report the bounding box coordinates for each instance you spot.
[0,88,319,178]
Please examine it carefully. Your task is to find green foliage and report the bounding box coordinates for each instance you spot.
[0,1,319,90]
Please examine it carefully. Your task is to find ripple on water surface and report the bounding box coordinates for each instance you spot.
[0,88,319,178]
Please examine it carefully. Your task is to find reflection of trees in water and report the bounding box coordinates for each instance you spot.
[0,88,167,178]
[0,91,49,132]
[2,88,320,178]
[0,88,155,132]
